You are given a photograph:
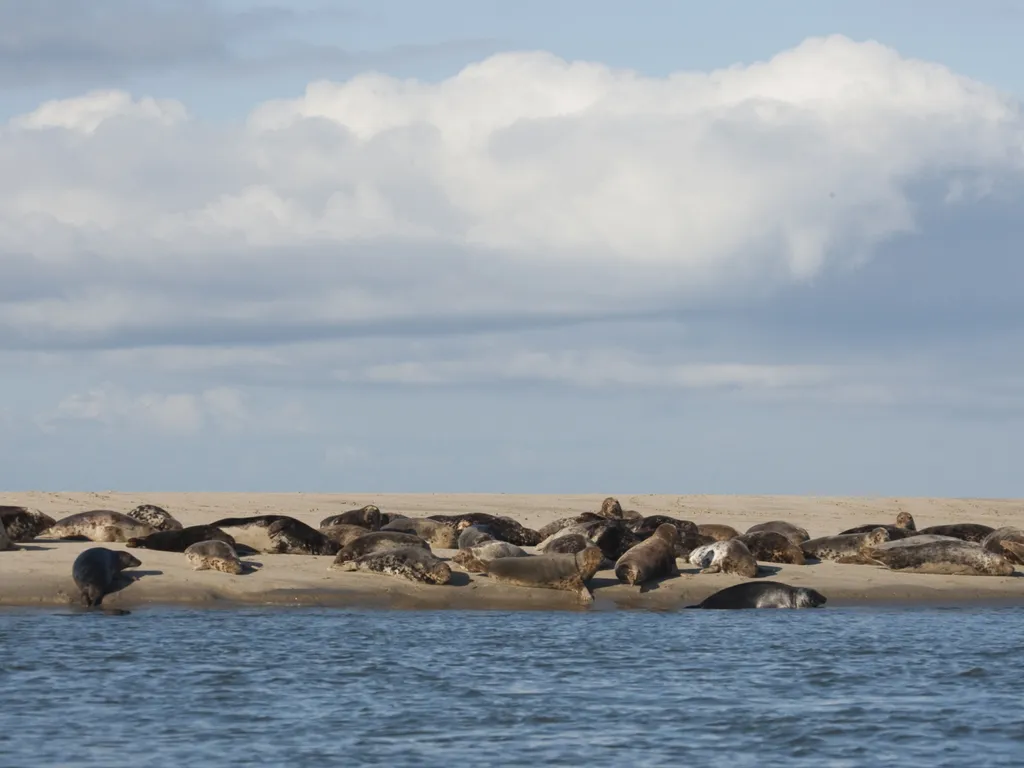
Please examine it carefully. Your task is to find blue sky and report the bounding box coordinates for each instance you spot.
[2,0,1024,495]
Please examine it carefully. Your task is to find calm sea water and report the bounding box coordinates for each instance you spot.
[1,606,1021,767]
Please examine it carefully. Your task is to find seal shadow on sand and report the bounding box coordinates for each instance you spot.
[14,544,56,551]
[109,569,164,594]
[445,571,472,587]
[238,560,264,576]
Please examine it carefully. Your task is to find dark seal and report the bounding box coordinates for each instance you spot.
[0,506,57,542]
[334,547,452,584]
[319,505,383,531]
[125,525,249,553]
[614,523,679,586]
[744,521,809,546]
[687,581,827,610]
[916,523,996,544]
[839,511,917,539]
[71,547,142,609]
[736,531,807,565]
[332,531,430,566]
[426,513,542,546]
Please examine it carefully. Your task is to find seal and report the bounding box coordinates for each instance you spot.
[0,506,56,542]
[458,525,495,549]
[736,531,807,565]
[209,515,336,554]
[981,527,1024,565]
[744,521,809,546]
[125,525,254,554]
[801,528,890,564]
[47,510,155,543]
[451,541,529,573]
[537,533,593,555]
[536,513,606,540]
[334,546,452,584]
[184,540,244,574]
[865,538,1014,576]
[688,539,758,577]
[0,518,15,551]
[332,531,430,566]
[484,545,604,603]
[380,517,459,548]
[687,581,827,610]
[71,547,142,608]
[697,524,740,541]
[426,513,542,546]
[321,523,376,549]
[629,515,704,556]
[319,505,383,531]
[916,523,996,543]
[614,523,679,587]
[597,497,624,518]
[839,511,917,539]
[126,504,182,532]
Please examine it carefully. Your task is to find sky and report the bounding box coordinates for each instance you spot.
[2,1,1024,496]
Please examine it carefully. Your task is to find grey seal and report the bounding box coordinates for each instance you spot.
[484,545,605,603]
[629,515,706,558]
[319,505,383,531]
[125,525,253,554]
[332,531,430,565]
[866,538,1015,576]
[0,518,15,551]
[697,524,740,541]
[380,517,459,548]
[0,506,57,542]
[209,515,337,555]
[457,525,496,549]
[451,541,529,572]
[537,533,593,555]
[687,581,827,610]
[688,540,758,577]
[744,521,809,546]
[536,513,606,540]
[321,523,380,548]
[614,523,679,587]
[71,547,142,608]
[126,504,182,532]
[426,513,543,546]
[736,531,807,565]
[184,540,243,574]
[981,527,1024,565]
[801,528,890,564]
[839,511,917,539]
[916,523,996,543]
[334,546,452,584]
[47,510,155,543]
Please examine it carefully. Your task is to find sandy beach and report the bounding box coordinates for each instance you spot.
[2,491,1022,610]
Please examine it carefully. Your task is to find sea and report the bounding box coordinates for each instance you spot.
[1,605,1021,767]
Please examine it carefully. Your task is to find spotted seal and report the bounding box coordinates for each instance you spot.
[319,505,383,531]
[744,521,809,546]
[614,523,679,586]
[697,524,740,541]
[125,525,250,553]
[537,513,606,540]
[687,581,827,610]
[71,547,142,608]
[426,513,542,546]
[451,541,529,572]
[629,515,705,556]
[332,531,430,566]
[184,540,243,574]
[209,515,337,555]
[537,533,593,555]
[126,504,182,532]
[0,506,56,542]
[334,546,452,584]
[688,539,758,577]
[866,538,1014,576]
[47,510,155,543]
[483,545,604,603]
[839,511,917,539]
[380,517,459,548]
[916,523,996,543]
[981,527,1024,565]
[801,528,890,564]
[736,531,807,565]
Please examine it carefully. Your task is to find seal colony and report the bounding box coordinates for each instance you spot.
[2,495,1022,612]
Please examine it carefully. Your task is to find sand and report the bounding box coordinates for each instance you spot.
[1,492,1022,611]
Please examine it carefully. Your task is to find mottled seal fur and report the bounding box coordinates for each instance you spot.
[126,525,247,553]
[614,523,680,586]
[736,531,807,565]
[484,545,605,603]
[335,546,452,584]
[451,541,529,573]
[0,506,56,542]
[689,540,758,578]
[697,524,740,541]
[629,516,705,558]
[839,511,917,539]
[380,517,459,548]
[687,581,827,610]
[536,513,605,540]
[320,523,376,549]
[0,519,15,551]
[126,504,182,532]
[319,505,383,531]
[982,527,1024,565]
[916,523,996,544]
[332,531,430,565]
[537,533,593,555]
[801,528,890,564]
[458,525,495,549]
[597,497,624,518]
[866,538,1014,576]
[426,513,542,546]
[184,540,243,574]
[209,515,336,555]
[47,510,155,543]
[71,547,142,607]
[744,521,809,546]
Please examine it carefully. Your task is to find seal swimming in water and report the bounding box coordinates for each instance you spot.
[801,528,891,564]
[736,531,807,565]
[614,523,679,587]
[184,540,244,574]
[689,540,758,578]
[687,581,827,610]
[839,511,917,539]
[697,523,740,541]
[380,517,459,548]
[981,527,1024,565]
[71,547,142,608]
[866,538,1014,576]
[319,505,383,531]
[457,525,495,549]
[335,546,452,584]
[484,545,604,603]
[451,541,529,572]
[426,513,542,546]
[126,504,182,532]
[125,525,252,553]
[916,523,995,543]
[332,531,430,566]
[47,510,155,543]
[0,506,56,542]
[209,515,336,555]
[744,521,809,546]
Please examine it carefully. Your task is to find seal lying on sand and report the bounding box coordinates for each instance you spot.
[126,504,181,532]
[0,519,15,551]
[209,515,336,555]
[184,540,243,574]
[321,523,376,549]
[332,532,430,566]
[426,513,542,546]
[537,513,606,540]
[380,518,459,548]
[71,547,142,608]
[319,505,383,531]
[745,521,809,546]
[866,538,1015,576]
[801,528,890,564]
[458,525,495,549]
[0,506,56,542]
[697,524,740,541]
[839,511,917,539]
[917,523,995,543]
[736,531,806,565]
[537,533,593,555]
[689,539,758,577]
[615,524,679,587]
[335,547,452,584]
[982,527,1024,565]
[451,541,529,573]
[47,510,155,543]
[687,581,827,610]
[126,525,251,553]
[629,515,705,557]
[484,546,604,603]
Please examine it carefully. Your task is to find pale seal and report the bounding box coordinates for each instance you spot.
[697,524,740,541]
[319,505,383,531]
[47,510,155,543]
[688,539,758,577]
[981,527,1024,565]
[451,541,529,573]
[736,531,807,565]
[426,513,542,546]
[209,515,337,555]
[457,525,495,549]
[0,506,56,542]
[126,504,182,532]
[744,521,809,546]
[334,546,452,584]
[801,528,890,564]
[332,531,430,566]
[614,523,679,586]
[866,538,1015,576]
[184,540,244,574]
[916,523,996,544]
[125,525,250,553]
[687,581,827,610]
[71,547,142,608]
[380,517,459,548]
[839,511,917,539]
[484,545,605,603]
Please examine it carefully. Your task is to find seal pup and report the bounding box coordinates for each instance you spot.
[917,523,995,544]
[380,518,459,548]
[614,523,680,587]
[426,513,542,546]
[736,531,806,565]
[839,511,917,539]
[689,540,758,578]
[537,533,593,555]
[697,524,740,542]
[801,528,890,564]
[184,540,244,574]
[0,519,16,551]
[0,506,56,542]
[47,510,155,543]
[451,541,529,573]
[744,521,809,546]
[687,581,827,610]
[458,525,495,549]
[125,525,250,553]
[71,547,142,608]
[334,546,452,584]
[982,527,1024,565]
[332,531,430,566]
[319,505,383,531]
[865,538,1015,576]
[126,504,182,532]
[484,545,604,603]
